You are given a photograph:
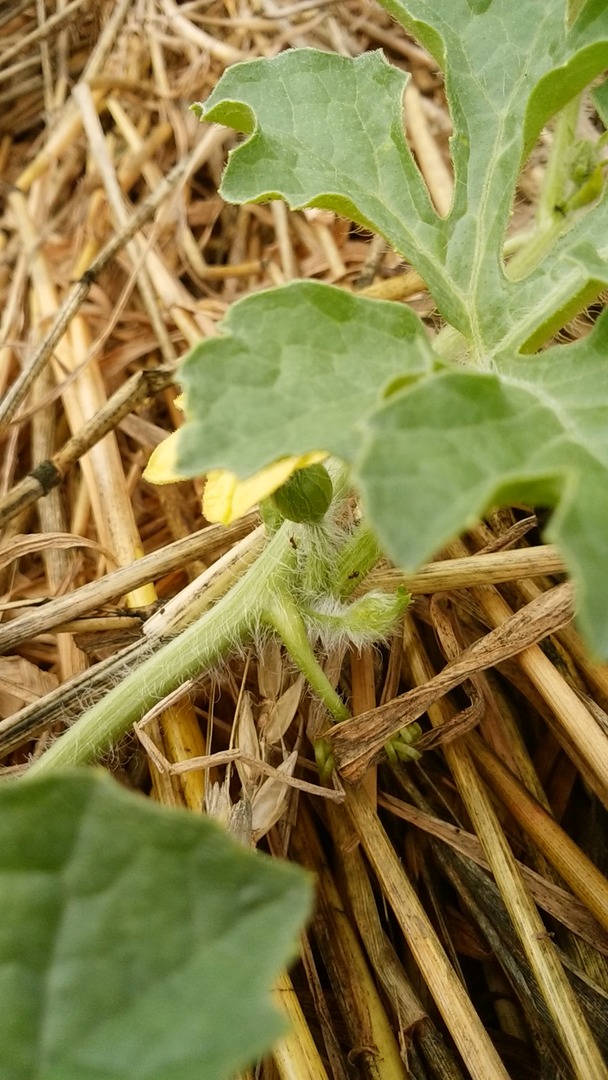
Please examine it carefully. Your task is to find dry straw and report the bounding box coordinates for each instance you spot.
[2,3,608,1077]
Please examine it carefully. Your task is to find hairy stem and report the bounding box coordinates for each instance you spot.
[507,95,582,282]
[262,586,350,723]
[27,526,296,775]
[334,521,382,597]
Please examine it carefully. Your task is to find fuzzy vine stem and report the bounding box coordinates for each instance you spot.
[262,584,353,784]
[26,525,297,776]
[506,94,583,282]
[262,585,351,725]
[334,520,382,598]
[24,496,411,782]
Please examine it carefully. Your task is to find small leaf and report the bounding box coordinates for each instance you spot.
[0,770,312,1080]
[305,588,410,650]
[173,281,433,481]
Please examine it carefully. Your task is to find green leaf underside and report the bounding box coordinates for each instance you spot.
[196,49,467,333]
[357,309,608,654]
[0,771,312,1080]
[175,281,433,478]
[195,4,608,360]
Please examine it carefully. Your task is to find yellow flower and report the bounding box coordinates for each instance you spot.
[144,429,327,525]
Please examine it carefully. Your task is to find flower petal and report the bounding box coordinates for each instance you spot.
[143,431,189,485]
[203,453,327,525]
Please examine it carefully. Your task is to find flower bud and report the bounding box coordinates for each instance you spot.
[269,463,333,524]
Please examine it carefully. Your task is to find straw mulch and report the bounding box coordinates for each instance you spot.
[2,3,608,1079]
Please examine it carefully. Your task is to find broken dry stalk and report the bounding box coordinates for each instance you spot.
[329,582,574,782]
[343,784,511,1080]
[402,618,608,1080]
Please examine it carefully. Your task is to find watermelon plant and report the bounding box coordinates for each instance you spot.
[6,1,608,1077]
[176,0,608,657]
[27,0,608,768]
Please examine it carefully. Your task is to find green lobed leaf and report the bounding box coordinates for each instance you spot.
[174,280,433,479]
[193,51,462,329]
[356,309,608,654]
[194,4,608,360]
[0,770,312,1080]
